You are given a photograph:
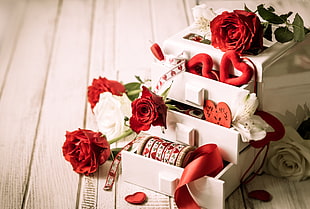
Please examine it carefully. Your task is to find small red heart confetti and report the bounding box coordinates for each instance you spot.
[248,190,272,202]
[204,100,232,128]
[125,192,147,204]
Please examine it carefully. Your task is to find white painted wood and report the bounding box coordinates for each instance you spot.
[117,174,172,209]
[0,1,309,209]
[0,0,59,208]
[0,0,27,94]
[21,0,93,208]
[80,0,119,208]
[246,174,310,209]
[150,0,189,45]
[113,0,154,83]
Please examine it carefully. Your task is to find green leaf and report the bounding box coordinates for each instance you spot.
[263,23,273,41]
[124,82,141,91]
[274,27,294,43]
[280,11,293,22]
[134,75,144,83]
[244,4,253,13]
[266,6,275,12]
[124,82,142,101]
[160,83,172,101]
[257,4,285,24]
[293,13,305,42]
[166,103,182,111]
[200,38,211,45]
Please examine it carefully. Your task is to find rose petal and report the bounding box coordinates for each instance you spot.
[248,190,272,202]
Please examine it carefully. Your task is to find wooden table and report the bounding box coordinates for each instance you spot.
[1,0,309,208]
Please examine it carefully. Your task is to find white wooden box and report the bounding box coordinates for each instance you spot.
[257,39,310,125]
[161,27,310,126]
[122,145,256,209]
[162,27,304,83]
[147,109,248,165]
[151,62,254,111]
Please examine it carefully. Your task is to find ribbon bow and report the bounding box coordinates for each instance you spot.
[174,143,223,209]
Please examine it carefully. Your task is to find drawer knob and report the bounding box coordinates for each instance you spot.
[185,83,206,106]
[159,173,179,195]
[176,123,196,146]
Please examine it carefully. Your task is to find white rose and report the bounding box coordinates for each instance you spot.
[264,126,310,181]
[93,92,132,140]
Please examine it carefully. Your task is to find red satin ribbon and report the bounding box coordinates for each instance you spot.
[174,144,223,209]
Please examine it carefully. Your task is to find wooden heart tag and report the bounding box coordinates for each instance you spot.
[203,100,232,128]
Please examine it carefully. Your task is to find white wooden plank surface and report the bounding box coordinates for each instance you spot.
[0,0,27,91]
[113,0,154,83]
[22,0,93,208]
[0,0,59,208]
[0,0,309,209]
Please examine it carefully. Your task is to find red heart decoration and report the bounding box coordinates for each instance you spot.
[150,152,157,159]
[186,53,217,80]
[142,148,150,156]
[248,190,272,202]
[203,100,232,128]
[220,50,253,86]
[125,192,147,204]
[150,43,164,61]
[250,111,285,148]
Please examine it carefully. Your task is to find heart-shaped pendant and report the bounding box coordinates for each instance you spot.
[186,53,217,80]
[203,100,232,128]
[125,192,147,204]
[220,50,253,86]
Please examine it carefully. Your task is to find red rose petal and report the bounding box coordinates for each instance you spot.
[125,192,147,204]
[248,190,272,202]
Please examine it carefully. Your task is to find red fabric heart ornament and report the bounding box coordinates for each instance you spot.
[125,192,147,204]
[186,53,217,80]
[250,111,285,148]
[203,100,232,128]
[220,50,253,86]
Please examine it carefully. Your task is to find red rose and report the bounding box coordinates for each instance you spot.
[88,77,126,109]
[130,86,167,133]
[210,10,264,54]
[62,129,110,175]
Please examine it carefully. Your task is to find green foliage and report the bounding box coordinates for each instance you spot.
[124,76,151,101]
[124,82,142,101]
[293,13,305,42]
[200,38,211,45]
[246,4,309,43]
[257,4,285,24]
[274,27,294,43]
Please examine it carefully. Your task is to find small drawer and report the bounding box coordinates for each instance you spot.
[146,110,248,164]
[161,27,298,83]
[151,62,253,111]
[122,146,256,209]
